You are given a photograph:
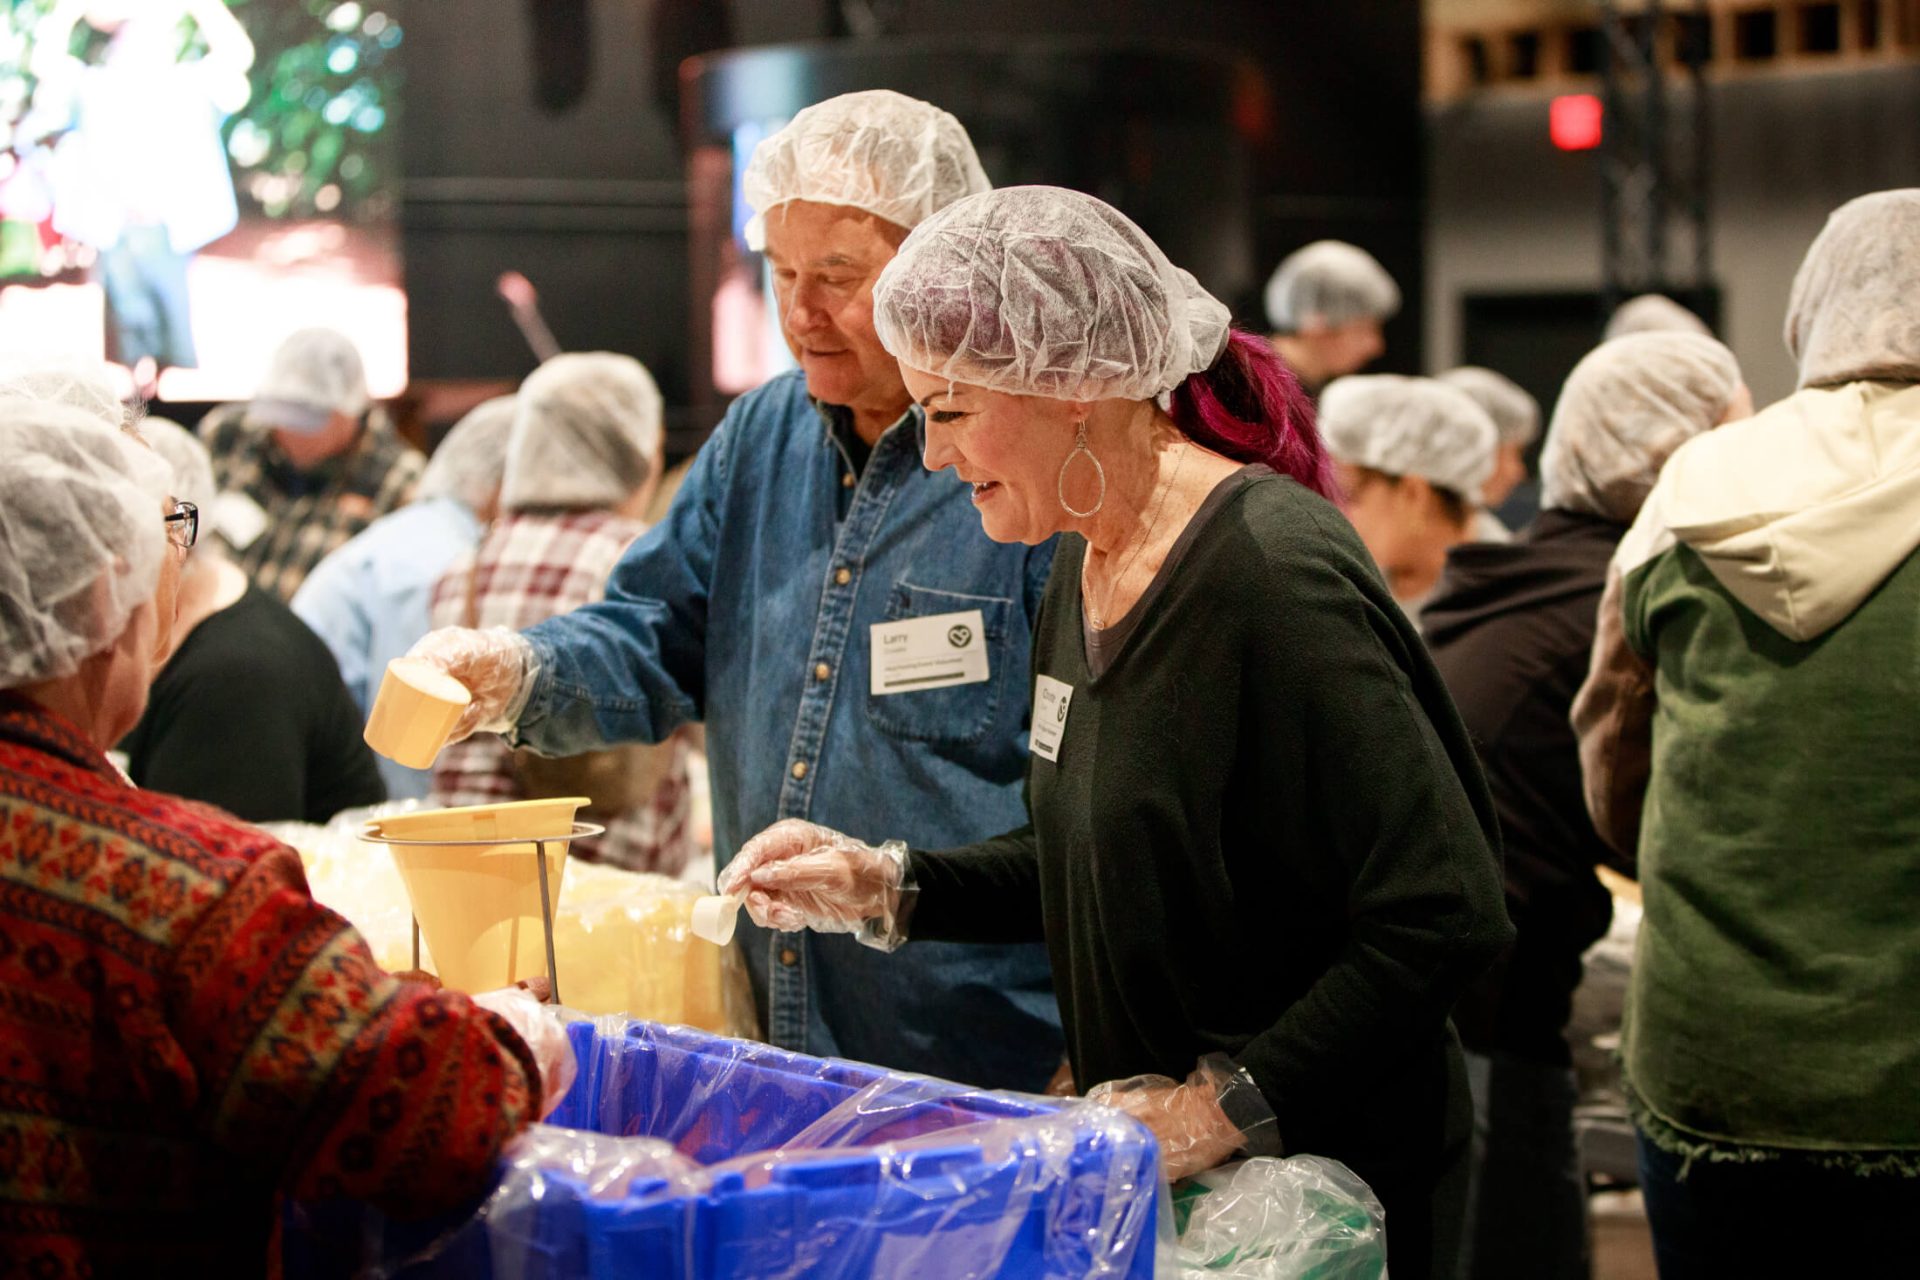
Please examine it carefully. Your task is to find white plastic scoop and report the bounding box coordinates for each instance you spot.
[690,891,744,946]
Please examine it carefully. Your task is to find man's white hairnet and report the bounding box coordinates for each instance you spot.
[502,354,663,512]
[1539,332,1742,525]
[1785,187,1920,389]
[0,355,129,430]
[140,417,216,541]
[1319,374,1499,501]
[1603,294,1712,341]
[0,400,172,690]
[1263,241,1401,332]
[1439,366,1540,448]
[743,90,990,251]
[419,395,516,512]
[246,327,371,432]
[871,186,1230,403]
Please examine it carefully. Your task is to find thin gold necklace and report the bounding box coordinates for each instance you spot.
[1082,444,1188,630]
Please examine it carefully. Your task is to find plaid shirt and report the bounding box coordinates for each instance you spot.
[202,403,426,603]
[428,510,696,876]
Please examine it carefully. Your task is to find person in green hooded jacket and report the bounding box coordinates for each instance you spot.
[1574,188,1920,1277]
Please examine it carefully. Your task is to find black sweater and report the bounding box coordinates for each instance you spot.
[121,584,386,824]
[911,472,1511,1267]
[1422,508,1629,1066]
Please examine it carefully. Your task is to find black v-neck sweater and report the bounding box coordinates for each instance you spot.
[910,471,1511,1273]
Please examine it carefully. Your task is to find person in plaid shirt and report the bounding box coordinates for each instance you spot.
[428,353,696,876]
[203,328,423,602]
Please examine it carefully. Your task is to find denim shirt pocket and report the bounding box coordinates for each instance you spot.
[865,581,1013,748]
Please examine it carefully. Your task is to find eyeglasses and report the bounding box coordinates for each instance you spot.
[164,501,198,550]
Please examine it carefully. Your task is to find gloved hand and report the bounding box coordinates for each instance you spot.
[717,818,912,951]
[1087,1056,1276,1182]
[472,986,577,1119]
[403,626,540,742]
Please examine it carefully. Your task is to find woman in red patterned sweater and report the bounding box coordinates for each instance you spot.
[0,398,569,1277]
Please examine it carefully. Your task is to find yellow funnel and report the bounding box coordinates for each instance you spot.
[367,797,588,994]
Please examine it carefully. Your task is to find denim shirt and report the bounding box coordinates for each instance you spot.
[516,370,1063,1090]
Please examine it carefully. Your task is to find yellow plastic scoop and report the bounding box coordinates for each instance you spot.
[365,658,472,769]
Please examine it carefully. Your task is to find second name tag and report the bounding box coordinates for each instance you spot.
[870,609,990,696]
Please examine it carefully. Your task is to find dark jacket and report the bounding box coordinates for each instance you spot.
[1423,509,1630,1066]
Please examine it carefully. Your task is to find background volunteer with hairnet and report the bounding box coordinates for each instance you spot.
[1422,332,1748,1280]
[0,397,572,1276]
[202,326,424,602]
[1264,240,1401,395]
[1319,374,1499,616]
[294,396,517,800]
[426,353,695,876]
[1438,365,1541,538]
[722,186,1511,1280]
[404,91,1066,1092]
[119,415,387,823]
[1574,188,1920,1276]
[1602,292,1713,342]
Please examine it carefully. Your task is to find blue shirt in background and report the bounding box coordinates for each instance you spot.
[517,370,1063,1090]
[291,495,481,802]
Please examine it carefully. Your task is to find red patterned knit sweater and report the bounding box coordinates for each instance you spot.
[0,693,542,1278]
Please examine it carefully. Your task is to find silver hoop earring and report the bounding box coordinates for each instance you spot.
[1057,422,1106,518]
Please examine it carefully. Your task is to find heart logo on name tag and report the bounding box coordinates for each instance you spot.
[947,625,973,648]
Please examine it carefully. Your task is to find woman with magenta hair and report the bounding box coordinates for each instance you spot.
[721,187,1511,1279]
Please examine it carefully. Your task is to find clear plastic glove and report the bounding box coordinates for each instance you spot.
[1045,1057,1078,1098]
[1087,1055,1277,1182]
[403,626,540,741]
[717,818,912,951]
[472,986,577,1119]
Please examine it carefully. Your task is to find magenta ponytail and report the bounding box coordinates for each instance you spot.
[1169,328,1340,503]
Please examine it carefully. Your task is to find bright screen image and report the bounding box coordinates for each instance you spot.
[0,0,402,400]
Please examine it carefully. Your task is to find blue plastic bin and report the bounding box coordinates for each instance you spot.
[286,1017,1161,1279]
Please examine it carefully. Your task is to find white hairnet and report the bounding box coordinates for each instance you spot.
[1540,332,1743,524]
[743,90,990,251]
[418,395,516,511]
[1263,241,1401,332]
[1603,294,1712,341]
[139,417,216,537]
[246,327,371,431]
[0,355,129,430]
[1785,188,1920,389]
[1438,366,1540,448]
[871,186,1231,403]
[0,400,172,690]
[1319,374,1498,500]
[501,354,663,511]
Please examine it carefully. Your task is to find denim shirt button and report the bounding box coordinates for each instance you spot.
[790,760,808,780]
[814,662,831,680]
[779,947,799,966]
[834,567,852,585]
[841,472,855,488]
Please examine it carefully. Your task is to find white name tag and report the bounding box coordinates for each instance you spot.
[1030,674,1073,762]
[210,489,269,551]
[869,609,990,696]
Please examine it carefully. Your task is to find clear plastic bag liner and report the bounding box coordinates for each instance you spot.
[284,1015,1163,1278]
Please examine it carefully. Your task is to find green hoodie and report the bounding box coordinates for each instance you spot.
[1614,379,1920,1169]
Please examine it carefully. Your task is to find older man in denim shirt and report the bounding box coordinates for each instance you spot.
[408,92,1062,1091]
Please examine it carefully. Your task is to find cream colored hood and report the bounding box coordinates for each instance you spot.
[1630,381,1920,642]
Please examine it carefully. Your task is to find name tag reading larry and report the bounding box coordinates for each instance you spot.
[870,609,990,696]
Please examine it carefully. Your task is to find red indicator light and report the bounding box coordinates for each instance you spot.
[1550,94,1604,151]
